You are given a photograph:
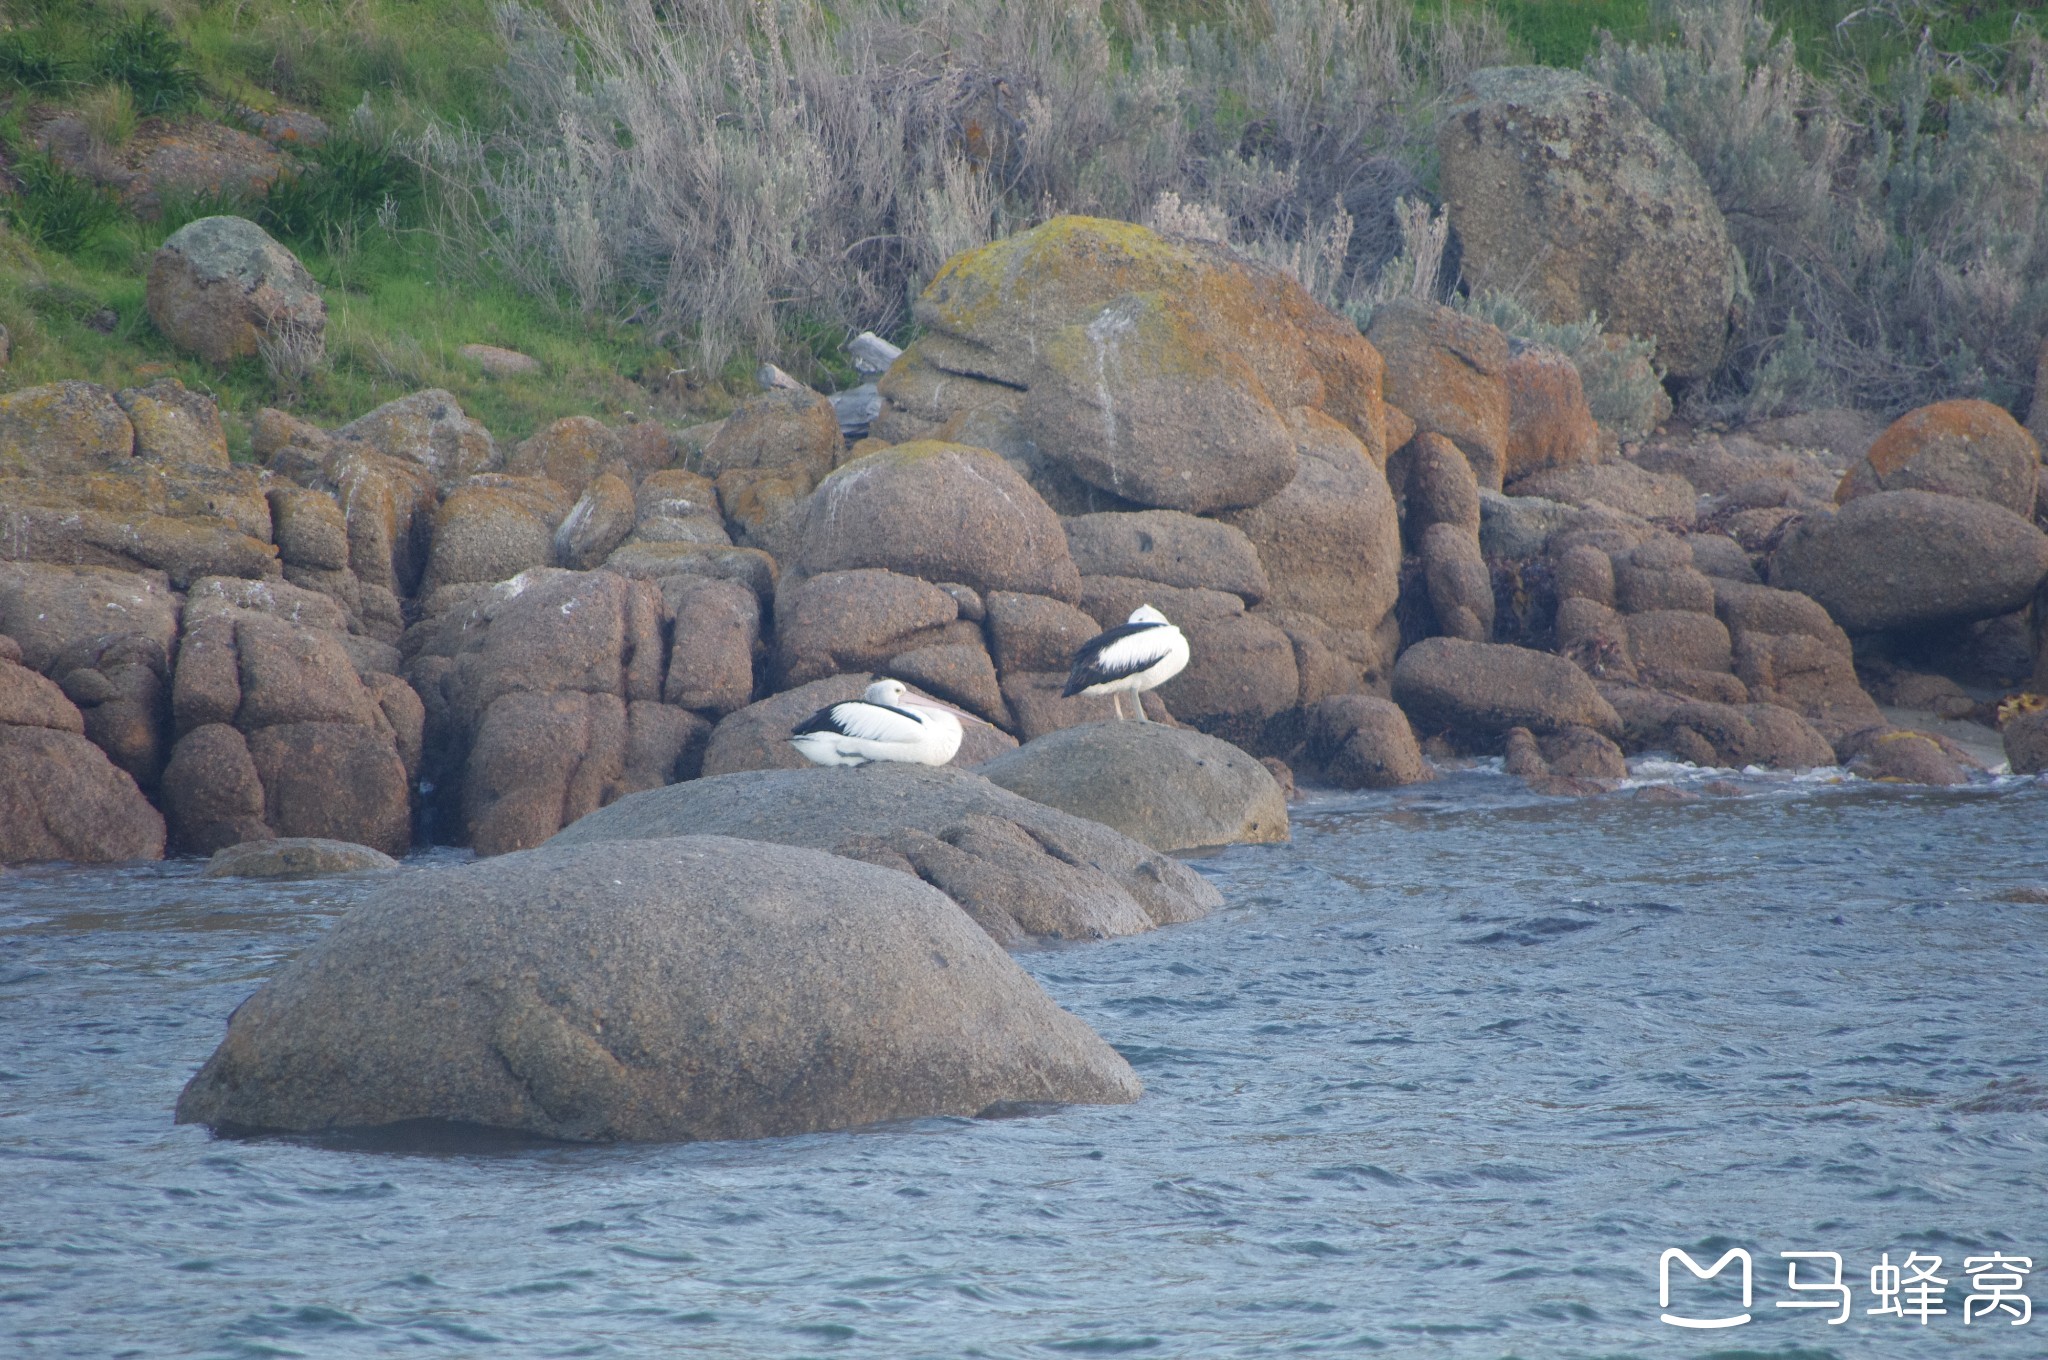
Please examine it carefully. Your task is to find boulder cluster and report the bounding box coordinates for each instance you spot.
[3,214,2046,874]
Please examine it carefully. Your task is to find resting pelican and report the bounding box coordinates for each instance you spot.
[790,679,968,766]
[1062,605,1189,721]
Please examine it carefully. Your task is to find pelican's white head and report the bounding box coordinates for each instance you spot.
[865,678,910,705]
[1129,605,1170,627]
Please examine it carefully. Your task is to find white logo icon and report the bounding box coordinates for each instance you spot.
[1660,1248,1753,1329]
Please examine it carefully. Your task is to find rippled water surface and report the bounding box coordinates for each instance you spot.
[5,771,2046,1358]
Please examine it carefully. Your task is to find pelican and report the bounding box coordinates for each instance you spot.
[1062,605,1189,720]
[790,678,968,766]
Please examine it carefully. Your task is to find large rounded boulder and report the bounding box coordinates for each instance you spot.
[1836,399,2041,518]
[146,216,326,367]
[1438,66,1739,382]
[974,721,1287,852]
[175,837,1141,1142]
[1769,491,2048,634]
[793,442,1082,601]
[1392,637,1621,749]
[548,764,1220,948]
[880,216,1390,507]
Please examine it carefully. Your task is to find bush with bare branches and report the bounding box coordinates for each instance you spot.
[429,0,1508,379]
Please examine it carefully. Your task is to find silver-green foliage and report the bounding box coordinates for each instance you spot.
[1459,290,1667,442]
[433,0,1510,377]
[1590,0,2048,416]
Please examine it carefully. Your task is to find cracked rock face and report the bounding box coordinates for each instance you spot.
[546,763,1220,948]
[175,836,1142,1143]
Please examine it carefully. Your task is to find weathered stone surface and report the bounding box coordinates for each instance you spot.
[176,836,1141,1141]
[0,723,165,864]
[115,379,228,469]
[1503,343,1599,477]
[2004,708,2048,775]
[1477,491,1576,559]
[1394,431,1482,542]
[1155,612,1299,749]
[630,469,729,546]
[337,390,497,483]
[420,481,561,593]
[1602,685,1838,769]
[700,387,842,486]
[1306,694,1431,789]
[890,216,1389,506]
[775,569,960,688]
[146,216,325,366]
[0,381,134,476]
[246,722,411,857]
[1420,522,1494,643]
[663,577,758,715]
[506,416,624,497]
[1367,300,1510,490]
[1847,729,1969,786]
[1837,399,2041,518]
[550,764,1220,946]
[1626,610,1732,678]
[205,837,399,879]
[794,443,1081,601]
[267,487,351,571]
[463,690,627,856]
[0,657,82,731]
[459,343,539,377]
[1021,291,1299,512]
[1218,413,1401,633]
[702,675,1017,776]
[1440,66,1738,381]
[999,670,1171,739]
[1063,511,1268,601]
[887,642,1007,726]
[554,473,638,572]
[984,591,1104,675]
[160,723,270,854]
[975,721,1286,850]
[1511,461,1697,526]
[1770,491,2048,634]
[1393,637,1620,748]
[605,542,776,601]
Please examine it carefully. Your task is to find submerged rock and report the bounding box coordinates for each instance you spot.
[204,837,399,880]
[547,763,1220,947]
[974,721,1287,852]
[176,836,1141,1142]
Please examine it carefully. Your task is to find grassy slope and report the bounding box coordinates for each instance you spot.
[0,0,691,454]
[2,0,2040,448]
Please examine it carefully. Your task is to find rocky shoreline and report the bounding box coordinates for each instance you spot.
[5,212,2044,876]
[7,74,2048,1143]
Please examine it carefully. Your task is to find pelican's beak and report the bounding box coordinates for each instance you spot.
[902,692,991,726]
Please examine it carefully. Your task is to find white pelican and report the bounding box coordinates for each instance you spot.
[1061,605,1189,720]
[790,679,968,767]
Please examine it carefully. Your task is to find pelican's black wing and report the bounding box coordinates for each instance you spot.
[1063,620,1170,696]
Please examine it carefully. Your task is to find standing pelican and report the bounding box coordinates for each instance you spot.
[1062,605,1189,720]
[790,679,967,766]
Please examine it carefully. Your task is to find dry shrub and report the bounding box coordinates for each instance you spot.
[1591,0,2048,416]
[430,0,1510,378]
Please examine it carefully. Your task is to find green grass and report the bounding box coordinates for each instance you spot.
[0,216,684,451]
[1,0,2041,434]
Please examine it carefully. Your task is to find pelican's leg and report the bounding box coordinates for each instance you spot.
[1135,694,1152,723]
[1111,693,1126,721]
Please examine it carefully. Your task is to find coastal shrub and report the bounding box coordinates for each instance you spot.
[259,115,421,249]
[1590,0,2048,416]
[439,0,1511,377]
[1458,290,1668,441]
[90,11,203,114]
[3,153,124,254]
[0,29,71,91]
